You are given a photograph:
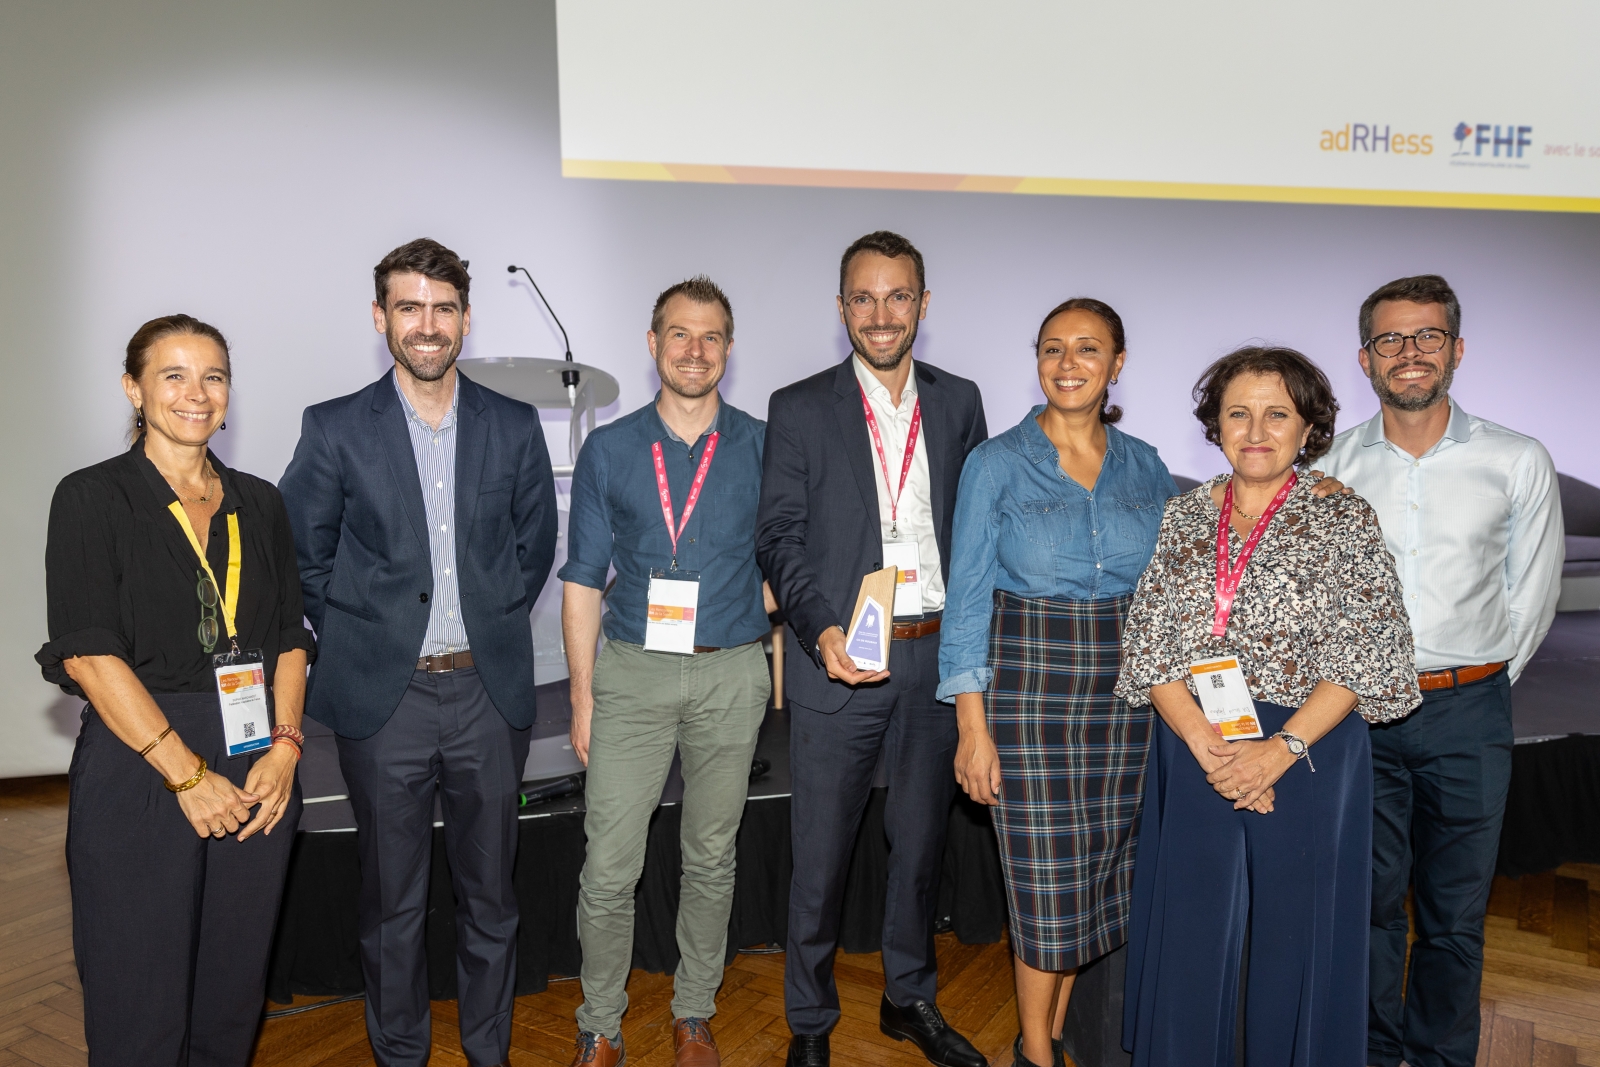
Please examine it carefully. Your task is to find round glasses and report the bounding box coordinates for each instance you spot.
[197,572,220,652]
[843,291,920,319]
[1364,329,1453,359]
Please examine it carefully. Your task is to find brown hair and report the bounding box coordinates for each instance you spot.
[1034,297,1126,424]
[651,275,734,340]
[1192,346,1339,464]
[123,313,232,437]
[839,230,926,296]
[374,237,471,308]
[1358,274,1460,343]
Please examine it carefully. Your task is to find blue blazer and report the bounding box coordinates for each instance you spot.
[757,357,988,713]
[280,370,558,739]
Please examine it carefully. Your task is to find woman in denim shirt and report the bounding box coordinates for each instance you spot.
[939,298,1177,1067]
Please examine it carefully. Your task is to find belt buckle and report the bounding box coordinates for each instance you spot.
[427,654,455,674]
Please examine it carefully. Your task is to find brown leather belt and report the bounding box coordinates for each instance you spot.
[417,651,474,673]
[1417,662,1505,692]
[692,646,723,654]
[891,616,942,641]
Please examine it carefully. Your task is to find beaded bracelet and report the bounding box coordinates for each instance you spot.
[164,756,208,793]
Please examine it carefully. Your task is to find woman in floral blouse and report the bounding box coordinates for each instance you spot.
[1114,346,1420,1067]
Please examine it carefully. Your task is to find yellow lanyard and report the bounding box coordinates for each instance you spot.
[167,502,242,642]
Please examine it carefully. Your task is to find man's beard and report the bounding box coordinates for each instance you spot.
[1369,356,1455,412]
[658,357,720,399]
[849,318,919,370]
[390,330,461,382]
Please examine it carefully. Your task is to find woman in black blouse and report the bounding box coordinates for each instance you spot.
[37,314,315,1067]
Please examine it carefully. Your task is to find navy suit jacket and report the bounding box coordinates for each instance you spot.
[280,370,558,739]
[757,357,987,713]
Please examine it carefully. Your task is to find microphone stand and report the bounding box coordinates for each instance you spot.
[507,264,579,405]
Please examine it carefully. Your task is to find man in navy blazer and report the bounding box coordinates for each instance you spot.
[757,232,987,1067]
[281,239,557,1067]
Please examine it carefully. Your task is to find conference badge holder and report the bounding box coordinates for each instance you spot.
[213,647,272,757]
[645,569,701,655]
[880,540,924,619]
[1189,656,1264,740]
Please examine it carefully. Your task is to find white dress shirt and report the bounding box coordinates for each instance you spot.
[1320,399,1563,682]
[853,355,945,613]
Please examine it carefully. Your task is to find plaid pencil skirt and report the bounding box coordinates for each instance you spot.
[985,589,1152,971]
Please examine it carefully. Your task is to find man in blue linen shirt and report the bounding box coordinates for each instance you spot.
[1319,274,1564,1067]
[559,276,774,1067]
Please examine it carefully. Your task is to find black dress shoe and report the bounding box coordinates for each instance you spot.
[879,995,985,1067]
[786,1033,829,1067]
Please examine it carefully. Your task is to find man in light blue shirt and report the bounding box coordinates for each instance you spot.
[1319,275,1563,1067]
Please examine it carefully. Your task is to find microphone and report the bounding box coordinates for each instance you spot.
[508,264,579,405]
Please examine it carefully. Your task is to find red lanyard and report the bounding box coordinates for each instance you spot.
[859,385,922,537]
[651,432,719,569]
[1212,473,1297,637]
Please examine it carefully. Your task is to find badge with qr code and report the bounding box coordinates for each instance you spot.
[212,648,271,757]
[1188,656,1264,740]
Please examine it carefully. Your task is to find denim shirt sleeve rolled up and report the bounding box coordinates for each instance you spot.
[936,409,1179,702]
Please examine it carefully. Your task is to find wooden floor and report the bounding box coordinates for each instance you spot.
[3,776,1597,1067]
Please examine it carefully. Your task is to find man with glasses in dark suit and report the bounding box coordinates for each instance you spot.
[758,231,988,1067]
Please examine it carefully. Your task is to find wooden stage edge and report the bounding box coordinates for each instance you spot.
[3,775,1597,1067]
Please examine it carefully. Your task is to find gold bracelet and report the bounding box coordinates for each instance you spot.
[139,726,174,758]
[164,756,207,793]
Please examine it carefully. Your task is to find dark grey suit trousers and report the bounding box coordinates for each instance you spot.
[336,667,531,1067]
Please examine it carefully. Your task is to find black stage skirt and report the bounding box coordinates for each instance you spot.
[985,590,1151,971]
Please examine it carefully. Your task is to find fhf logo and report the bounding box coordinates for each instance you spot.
[1452,123,1533,158]
[1320,124,1432,155]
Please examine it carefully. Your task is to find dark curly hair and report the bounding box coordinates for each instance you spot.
[1034,297,1125,424]
[1192,346,1339,465]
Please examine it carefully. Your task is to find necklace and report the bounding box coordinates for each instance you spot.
[168,465,218,505]
[1231,506,1264,520]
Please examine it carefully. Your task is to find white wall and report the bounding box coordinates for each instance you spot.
[4,0,1598,776]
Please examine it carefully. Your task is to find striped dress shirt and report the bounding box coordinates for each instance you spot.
[396,376,470,656]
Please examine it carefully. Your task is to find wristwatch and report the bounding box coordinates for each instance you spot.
[1274,730,1316,772]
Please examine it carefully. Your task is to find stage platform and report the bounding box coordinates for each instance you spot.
[268,619,1599,1067]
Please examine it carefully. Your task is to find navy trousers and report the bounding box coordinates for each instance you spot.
[337,668,532,1067]
[1123,702,1371,1067]
[1367,671,1513,1067]
[785,630,959,1036]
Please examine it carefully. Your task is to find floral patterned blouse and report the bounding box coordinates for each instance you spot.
[1114,474,1421,723]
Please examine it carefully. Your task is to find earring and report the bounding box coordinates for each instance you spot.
[1109,377,1119,385]
[219,420,227,431]
[135,409,144,429]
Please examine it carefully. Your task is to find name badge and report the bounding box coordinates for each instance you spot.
[645,569,701,655]
[1189,656,1265,740]
[213,649,272,757]
[881,541,923,619]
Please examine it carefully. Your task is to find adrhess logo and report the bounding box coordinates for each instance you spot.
[1451,123,1533,158]
[1319,124,1433,155]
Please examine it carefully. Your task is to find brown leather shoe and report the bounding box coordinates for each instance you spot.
[570,1031,625,1067]
[674,1017,720,1067]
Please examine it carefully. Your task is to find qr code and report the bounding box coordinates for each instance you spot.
[1210,674,1226,689]
[243,721,256,738]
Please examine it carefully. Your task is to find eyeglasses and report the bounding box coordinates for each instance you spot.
[843,291,920,319]
[197,572,220,652]
[1363,329,1453,359]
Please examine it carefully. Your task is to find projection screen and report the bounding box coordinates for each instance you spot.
[557,0,1600,212]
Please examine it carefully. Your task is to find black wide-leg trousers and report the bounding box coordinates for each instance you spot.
[67,693,301,1067]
